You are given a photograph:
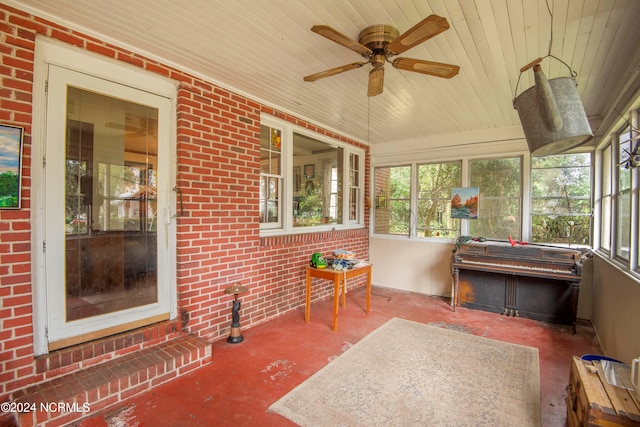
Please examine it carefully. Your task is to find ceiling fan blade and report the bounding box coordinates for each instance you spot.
[303,62,367,82]
[386,15,450,55]
[368,67,384,97]
[311,25,372,55]
[392,58,459,78]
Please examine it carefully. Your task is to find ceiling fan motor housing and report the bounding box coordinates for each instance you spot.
[359,25,399,50]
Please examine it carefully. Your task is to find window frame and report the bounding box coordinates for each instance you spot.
[468,155,523,241]
[529,152,593,246]
[416,160,462,239]
[259,114,365,236]
[373,164,412,237]
[613,124,633,262]
[597,109,640,275]
[372,152,594,247]
[259,125,284,229]
[599,143,612,254]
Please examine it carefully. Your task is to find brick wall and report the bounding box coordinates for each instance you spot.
[0,4,369,402]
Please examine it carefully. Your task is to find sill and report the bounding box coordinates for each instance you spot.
[370,234,457,244]
[594,250,640,282]
[260,223,365,238]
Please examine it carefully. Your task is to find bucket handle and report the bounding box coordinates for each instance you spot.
[513,54,578,101]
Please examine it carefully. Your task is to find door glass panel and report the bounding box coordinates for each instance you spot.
[65,87,158,321]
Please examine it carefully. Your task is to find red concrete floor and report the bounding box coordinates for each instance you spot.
[77,285,601,427]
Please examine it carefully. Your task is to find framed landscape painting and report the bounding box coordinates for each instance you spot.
[0,124,24,209]
[451,187,479,219]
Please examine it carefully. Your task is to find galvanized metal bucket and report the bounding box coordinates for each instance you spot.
[513,60,593,156]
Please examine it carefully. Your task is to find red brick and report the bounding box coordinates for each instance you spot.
[50,28,83,47]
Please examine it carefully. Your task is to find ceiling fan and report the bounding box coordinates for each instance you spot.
[620,135,640,169]
[303,14,460,97]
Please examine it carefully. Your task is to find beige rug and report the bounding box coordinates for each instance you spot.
[268,317,540,426]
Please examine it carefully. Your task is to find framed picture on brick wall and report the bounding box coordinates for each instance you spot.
[0,124,24,209]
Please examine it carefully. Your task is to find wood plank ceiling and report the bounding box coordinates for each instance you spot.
[10,0,640,148]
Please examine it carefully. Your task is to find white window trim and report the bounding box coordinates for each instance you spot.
[371,150,594,246]
[629,110,639,273]
[260,114,366,236]
[259,126,285,230]
[595,109,640,279]
[372,152,527,243]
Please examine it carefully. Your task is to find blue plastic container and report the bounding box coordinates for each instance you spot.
[581,354,623,363]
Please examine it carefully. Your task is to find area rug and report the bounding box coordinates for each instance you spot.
[268,317,540,426]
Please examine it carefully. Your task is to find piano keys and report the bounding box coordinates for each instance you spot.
[451,239,592,330]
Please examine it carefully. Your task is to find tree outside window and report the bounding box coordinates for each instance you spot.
[469,157,522,240]
[417,162,461,238]
[531,153,592,246]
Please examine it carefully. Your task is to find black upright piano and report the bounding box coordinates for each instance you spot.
[451,239,592,329]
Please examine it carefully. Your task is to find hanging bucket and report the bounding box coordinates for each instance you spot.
[513,58,593,156]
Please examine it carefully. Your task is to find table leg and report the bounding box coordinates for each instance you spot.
[452,267,459,312]
[332,276,340,332]
[305,269,311,323]
[341,276,346,308]
[366,268,371,314]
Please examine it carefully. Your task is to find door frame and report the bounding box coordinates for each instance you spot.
[31,37,178,356]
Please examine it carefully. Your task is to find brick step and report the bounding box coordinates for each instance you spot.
[9,334,212,427]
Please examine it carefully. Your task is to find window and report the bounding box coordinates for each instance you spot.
[259,116,364,234]
[349,153,361,222]
[600,144,612,252]
[531,153,592,245]
[374,166,410,235]
[597,108,640,276]
[469,157,522,240]
[373,162,462,238]
[373,154,597,246]
[417,162,461,238]
[259,126,282,227]
[616,126,632,261]
[294,132,343,227]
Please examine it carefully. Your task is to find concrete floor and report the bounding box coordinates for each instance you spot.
[77,285,601,426]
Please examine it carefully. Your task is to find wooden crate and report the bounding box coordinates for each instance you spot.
[566,356,640,426]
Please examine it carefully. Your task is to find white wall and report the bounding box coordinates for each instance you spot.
[370,237,454,297]
[592,255,640,364]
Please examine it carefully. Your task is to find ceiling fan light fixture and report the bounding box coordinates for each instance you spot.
[371,53,386,68]
[368,68,384,97]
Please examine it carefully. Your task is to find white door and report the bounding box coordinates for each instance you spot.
[44,64,175,349]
